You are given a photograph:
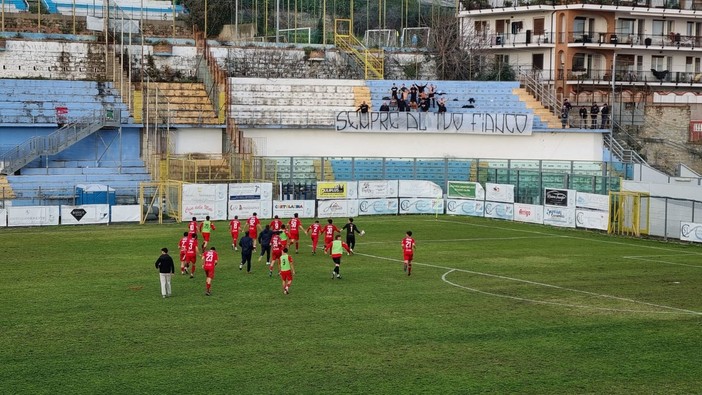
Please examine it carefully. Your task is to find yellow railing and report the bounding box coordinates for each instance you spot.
[334,19,384,80]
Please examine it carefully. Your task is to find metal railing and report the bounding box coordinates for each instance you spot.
[335,19,384,80]
[603,132,647,165]
[518,68,562,118]
[0,112,117,175]
[564,68,702,85]
[459,0,697,11]
[566,31,702,48]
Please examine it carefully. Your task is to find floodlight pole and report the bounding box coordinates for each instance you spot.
[276,0,279,43]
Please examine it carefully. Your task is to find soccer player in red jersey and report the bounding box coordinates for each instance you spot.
[402,230,416,276]
[178,231,190,275]
[324,234,352,279]
[187,216,198,238]
[229,215,241,251]
[322,218,340,253]
[269,215,283,231]
[287,213,305,254]
[307,220,322,254]
[202,247,219,296]
[268,231,283,277]
[184,234,199,278]
[247,212,262,249]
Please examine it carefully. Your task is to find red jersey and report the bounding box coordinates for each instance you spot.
[186,238,198,255]
[229,219,241,233]
[270,218,283,231]
[288,218,302,233]
[188,220,198,235]
[308,223,322,237]
[203,250,218,270]
[271,234,282,252]
[402,237,416,253]
[247,216,260,230]
[323,224,340,239]
[179,236,189,252]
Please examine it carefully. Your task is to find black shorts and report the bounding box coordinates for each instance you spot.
[333,257,341,264]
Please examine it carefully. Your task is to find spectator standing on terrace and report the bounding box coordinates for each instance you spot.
[437,98,447,113]
[579,106,588,128]
[379,102,390,111]
[563,98,572,113]
[600,103,610,128]
[427,84,437,108]
[357,101,370,114]
[561,107,569,128]
[416,82,428,98]
[409,84,419,110]
[155,247,175,298]
[590,103,600,129]
[420,97,430,112]
[390,83,399,103]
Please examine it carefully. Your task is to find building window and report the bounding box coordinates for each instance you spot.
[533,18,545,35]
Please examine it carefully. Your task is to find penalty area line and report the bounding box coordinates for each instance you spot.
[354,252,702,316]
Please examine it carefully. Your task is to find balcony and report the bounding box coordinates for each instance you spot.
[485,32,554,48]
[460,0,691,11]
[559,68,702,85]
[567,32,702,49]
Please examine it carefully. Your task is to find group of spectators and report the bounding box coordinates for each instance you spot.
[560,99,610,129]
[357,82,452,115]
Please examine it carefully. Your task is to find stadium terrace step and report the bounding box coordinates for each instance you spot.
[513,88,562,128]
[0,175,16,200]
[146,82,222,126]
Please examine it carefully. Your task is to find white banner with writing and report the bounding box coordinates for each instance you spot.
[484,201,514,220]
[399,180,443,198]
[358,180,399,199]
[272,200,315,218]
[229,200,272,219]
[680,222,702,243]
[182,184,228,220]
[575,209,609,231]
[513,203,544,224]
[0,209,5,227]
[358,198,399,215]
[336,111,534,135]
[7,206,59,227]
[60,205,110,225]
[110,205,141,222]
[317,199,359,217]
[576,192,610,211]
[446,199,484,217]
[485,183,515,203]
[399,198,444,214]
[543,205,576,228]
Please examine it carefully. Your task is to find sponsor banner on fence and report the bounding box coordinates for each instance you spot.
[229,200,272,219]
[485,183,515,203]
[229,182,273,201]
[576,209,609,231]
[272,200,315,218]
[543,205,576,228]
[317,199,359,217]
[182,184,228,220]
[0,209,5,227]
[111,205,141,222]
[446,199,485,217]
[545,188,576,208]
[398,180,443,198]
[317,181,358,199]
[680,222,702,243]
[447,181,485,200]
[60,205,109,225]
[7,206,59,227]
[513,203,544,224]
[399,198,444,214]
[484,201,514,220]
[358,198,399,215]
[358,180,399,199]
[576,192,610,211]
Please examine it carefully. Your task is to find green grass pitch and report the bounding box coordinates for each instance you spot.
[1,215,701,394]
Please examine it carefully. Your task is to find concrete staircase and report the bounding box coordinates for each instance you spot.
[513,88,561,128]
[148,82,221,125]
[353,86,372,110]
[0,175,16,200]
[314,159,334,181]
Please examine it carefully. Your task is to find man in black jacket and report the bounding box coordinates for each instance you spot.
[257,224,274,266]
[155,247,175,298]
[239,231,255,273]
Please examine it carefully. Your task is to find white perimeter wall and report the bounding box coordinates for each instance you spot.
[244,128,604,160]
[174,128,223,155]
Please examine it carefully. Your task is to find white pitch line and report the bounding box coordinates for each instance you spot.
[355,251,702,316]
[622,256,702,269]
[355,235,563,245]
